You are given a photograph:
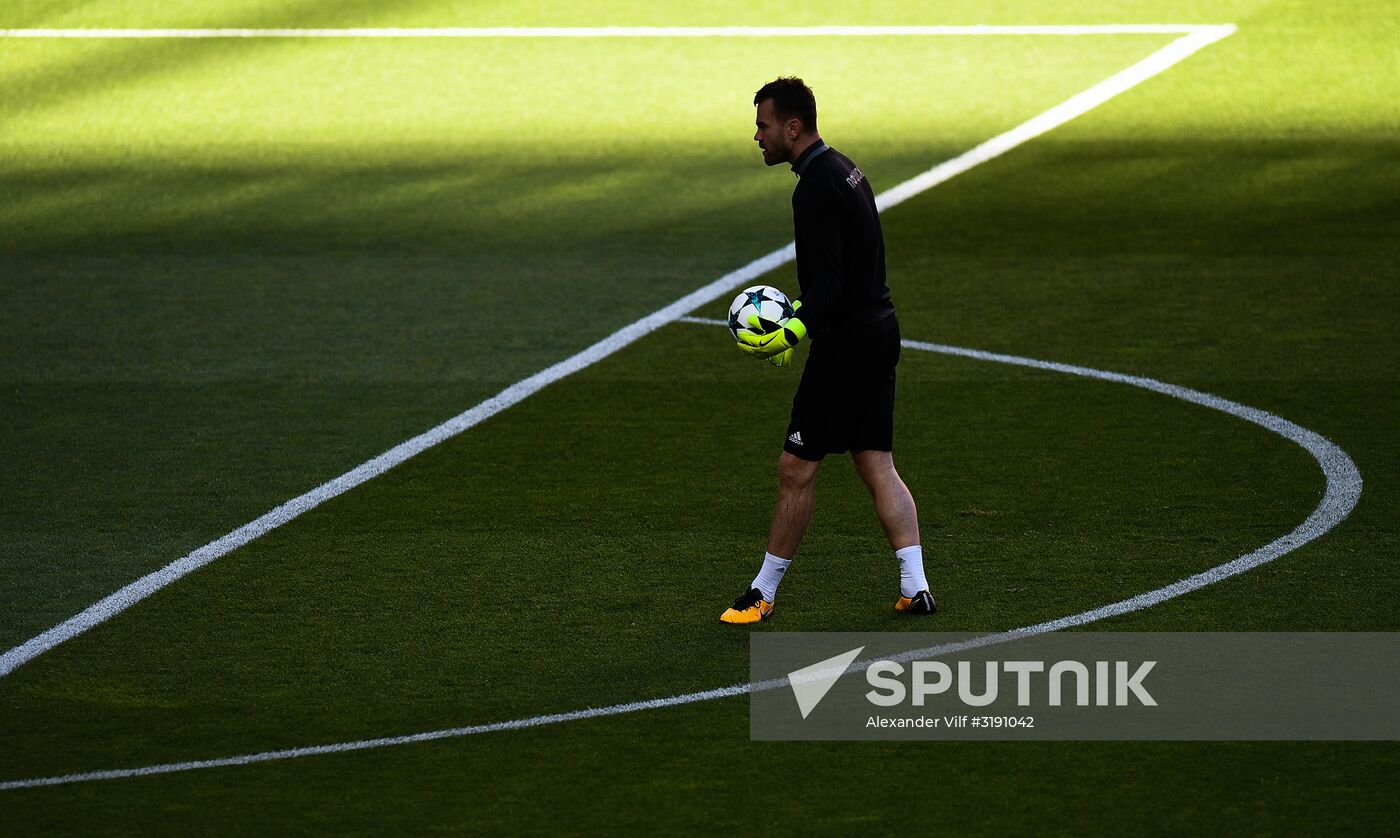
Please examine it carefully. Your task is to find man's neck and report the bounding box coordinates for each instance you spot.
[787,133,822,166]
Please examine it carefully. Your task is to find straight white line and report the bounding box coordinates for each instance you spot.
[0,243,791,679]
[876,24,1234,212]
[0,332,1360,791]
[0,24,1231,39]
[0,26,1236,679]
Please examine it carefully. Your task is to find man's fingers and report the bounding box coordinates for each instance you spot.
[737,341,778,359]
[736,330,776,348]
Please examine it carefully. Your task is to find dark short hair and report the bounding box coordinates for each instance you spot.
[753,77,817,133]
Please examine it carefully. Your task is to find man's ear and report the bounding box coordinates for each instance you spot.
[785,118,801,139]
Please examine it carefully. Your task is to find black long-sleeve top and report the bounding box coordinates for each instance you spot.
[789,140,898,338]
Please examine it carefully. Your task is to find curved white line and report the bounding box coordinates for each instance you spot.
[0,332,1361,791]
[900,339,1363,625]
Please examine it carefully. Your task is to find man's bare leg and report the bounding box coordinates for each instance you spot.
[853,450,934,608]
[721,452,821,622]
[766,451,821,559]
[851,450,919,548]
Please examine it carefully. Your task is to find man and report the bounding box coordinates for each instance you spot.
[721,77,937,624]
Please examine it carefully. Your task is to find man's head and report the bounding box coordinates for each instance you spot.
[753,77,819,167]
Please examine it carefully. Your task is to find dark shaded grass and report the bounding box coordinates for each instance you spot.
[6,696,1400,834]
[0,322,1327,780]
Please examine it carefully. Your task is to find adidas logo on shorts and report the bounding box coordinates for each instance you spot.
[788,431,803,446]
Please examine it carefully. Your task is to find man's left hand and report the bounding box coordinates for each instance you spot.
[736,314,807,360]
[766,347,795,367]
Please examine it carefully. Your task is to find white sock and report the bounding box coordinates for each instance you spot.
[896,545,928,598]
[750,552,792,602]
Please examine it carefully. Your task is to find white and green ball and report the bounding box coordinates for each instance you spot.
[727,285,794,342]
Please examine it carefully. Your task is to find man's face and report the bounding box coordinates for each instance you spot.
[754,98,796,167]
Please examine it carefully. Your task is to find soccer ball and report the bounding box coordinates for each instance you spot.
[727,285,794,341]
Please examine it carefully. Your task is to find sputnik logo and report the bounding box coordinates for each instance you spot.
[787,646,865,719]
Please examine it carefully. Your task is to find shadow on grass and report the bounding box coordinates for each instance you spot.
[2,138,1397,260]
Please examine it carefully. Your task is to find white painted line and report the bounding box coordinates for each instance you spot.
[0,331,1360,791]
[0,683,753,790]
[899,339,1363,626]
[0,242,793,679]
[0,26,1237,679]
[875,24,1235,213]
[0,24,1233,39]
[678,326,1367,668]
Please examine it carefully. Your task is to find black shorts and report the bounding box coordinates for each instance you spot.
[784,321,900,461]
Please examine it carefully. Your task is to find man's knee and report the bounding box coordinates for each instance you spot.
[777,451,820,491]
[852,450,895,484]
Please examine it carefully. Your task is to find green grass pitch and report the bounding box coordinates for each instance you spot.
[1,0,1397,832]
